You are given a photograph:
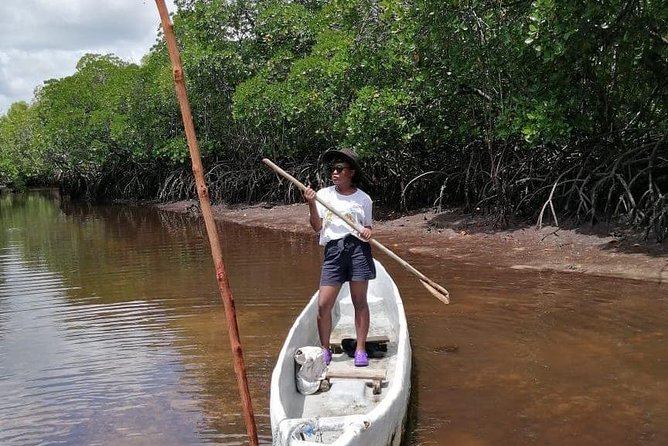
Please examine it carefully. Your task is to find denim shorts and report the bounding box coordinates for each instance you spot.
[320,235,376,286]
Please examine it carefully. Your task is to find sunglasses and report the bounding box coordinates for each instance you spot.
[329,164,350,173]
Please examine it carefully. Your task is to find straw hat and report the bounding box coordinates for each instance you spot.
[322,148,363,184]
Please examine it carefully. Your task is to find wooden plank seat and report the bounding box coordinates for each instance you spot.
[330,335,390,356]
[320,368,387,395]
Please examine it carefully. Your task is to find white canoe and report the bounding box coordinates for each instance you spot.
[270,260,411,445]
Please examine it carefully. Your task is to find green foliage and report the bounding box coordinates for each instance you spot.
[0,102,49,186]
[156,136,190,163]
[125,46,182,162]
[233,27,358,154]
[256,1,316,55]
[35,55,136,169]
[342,86,421,156]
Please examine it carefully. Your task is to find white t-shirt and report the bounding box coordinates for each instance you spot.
[316,186,373,245]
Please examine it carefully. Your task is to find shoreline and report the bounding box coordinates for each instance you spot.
[156,200,668,284]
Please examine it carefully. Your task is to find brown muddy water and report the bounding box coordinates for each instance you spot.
[0,190,666,445]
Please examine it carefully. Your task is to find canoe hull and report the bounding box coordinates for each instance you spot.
[270,260,411,445]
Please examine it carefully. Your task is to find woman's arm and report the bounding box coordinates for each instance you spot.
[359,194,373,240]
[304,186,322,232]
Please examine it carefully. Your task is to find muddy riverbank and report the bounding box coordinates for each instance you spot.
[157,200,668,284]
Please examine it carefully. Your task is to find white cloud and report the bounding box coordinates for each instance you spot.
[0,0,175,114]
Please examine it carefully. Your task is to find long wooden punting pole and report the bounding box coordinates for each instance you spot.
[263,159,450,304]
[154,2,259,445]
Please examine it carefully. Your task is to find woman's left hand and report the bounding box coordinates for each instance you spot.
[359,227,372,241]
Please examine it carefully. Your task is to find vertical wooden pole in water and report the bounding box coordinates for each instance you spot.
[153,2,259,445]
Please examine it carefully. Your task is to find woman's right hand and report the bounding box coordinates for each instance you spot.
[303,186,316,203]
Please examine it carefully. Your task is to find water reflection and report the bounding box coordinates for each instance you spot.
[0,191,666,445]
[0,191,320,444]
[384,256,668,446]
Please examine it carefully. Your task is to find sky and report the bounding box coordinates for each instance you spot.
[0,0,176,115]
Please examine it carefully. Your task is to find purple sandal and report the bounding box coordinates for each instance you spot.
[354,350,368,367]
[323,347,332,365]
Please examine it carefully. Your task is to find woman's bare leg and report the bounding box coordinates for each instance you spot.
[317,284,341,349]
[349,280,369,353]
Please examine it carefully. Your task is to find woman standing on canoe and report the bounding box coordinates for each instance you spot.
[303,148,375,368]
